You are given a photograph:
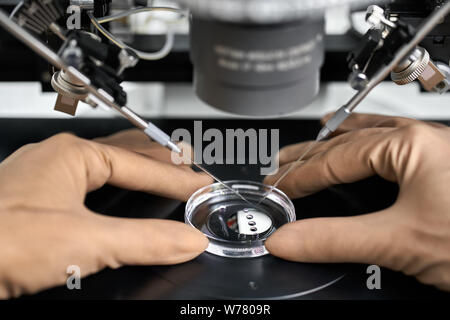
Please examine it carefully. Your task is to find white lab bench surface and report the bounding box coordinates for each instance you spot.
[0,81,448,120]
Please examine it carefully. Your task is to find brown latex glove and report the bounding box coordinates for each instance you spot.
[0,130,212,298]
[264,113,450,291]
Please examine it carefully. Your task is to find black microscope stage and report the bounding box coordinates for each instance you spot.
[1,118,448,300]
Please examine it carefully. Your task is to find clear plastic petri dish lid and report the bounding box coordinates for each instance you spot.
[185,180,296,258]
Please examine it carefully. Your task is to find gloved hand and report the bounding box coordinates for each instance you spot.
[264,113,450,291]
[0,130,212,298]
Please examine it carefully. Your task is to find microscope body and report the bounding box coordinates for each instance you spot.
[0,0,448,117]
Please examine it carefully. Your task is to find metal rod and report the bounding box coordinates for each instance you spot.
[49,22,67,41]
[318,1,450,141]
[0,9,252,205]
[0,9,64,69]
[0,9,182,153]
[346,1,450,113]
[271,2,450,202]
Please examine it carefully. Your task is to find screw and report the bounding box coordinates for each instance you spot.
[248,281,258,290]
[436,81,446,89]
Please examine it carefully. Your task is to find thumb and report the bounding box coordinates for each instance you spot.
[92,215,209,267]
[265,209,398,267]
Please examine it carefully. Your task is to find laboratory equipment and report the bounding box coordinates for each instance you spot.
[0,0,449,300]
[185,180,295,258]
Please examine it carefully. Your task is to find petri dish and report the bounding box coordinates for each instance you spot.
[185,180,296,258]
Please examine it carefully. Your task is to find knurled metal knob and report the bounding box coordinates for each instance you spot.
[391,47,430,85]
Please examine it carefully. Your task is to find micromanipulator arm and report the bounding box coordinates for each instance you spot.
[0,9,181,154]
[317,1,450,142]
